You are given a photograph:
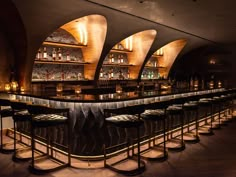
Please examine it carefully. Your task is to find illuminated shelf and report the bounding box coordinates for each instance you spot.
[152,54,163,57]
[110,48,132,53]
[43,41,87,48]
[103,63,133,67]
[144,65,165,69]
[34,60,90,65]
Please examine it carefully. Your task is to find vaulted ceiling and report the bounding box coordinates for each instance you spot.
[88,0,236,45]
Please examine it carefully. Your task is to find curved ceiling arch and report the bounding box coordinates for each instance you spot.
[139,39,187,80]
[95,29,157,80]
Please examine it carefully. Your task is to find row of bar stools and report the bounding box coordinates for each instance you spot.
[0,98,14,153]
[27,104,71,174]
[103,104,146,176]
[140,100,170,160]
[10,100,32,161]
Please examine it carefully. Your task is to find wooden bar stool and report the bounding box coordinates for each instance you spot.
[140,100,170,161]
[103,104,145,176]
[27,104,71,174]
[0,98,14,153]
[10,100,32,161]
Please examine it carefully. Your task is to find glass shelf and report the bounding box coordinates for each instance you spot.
[34,60,90,65]
[43,41,87,48]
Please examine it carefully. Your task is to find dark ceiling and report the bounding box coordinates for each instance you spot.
[88,0,236,45]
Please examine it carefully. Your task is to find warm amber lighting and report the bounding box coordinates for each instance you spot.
[20,86,25,92]
[209,59,216,65]
[77,23,88,45]
[56,83,63,92]
[218,81,222,88]
[116,84,122,93]
[4,83,11,92]
[125,36,133,51]
[156,48,164,56]
[11,81,18,91]
[209,81,214,89]
[75,85,82,95]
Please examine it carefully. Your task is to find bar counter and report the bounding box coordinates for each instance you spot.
[9,88,226,157]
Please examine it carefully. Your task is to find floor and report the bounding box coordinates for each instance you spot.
[1,119,236,177]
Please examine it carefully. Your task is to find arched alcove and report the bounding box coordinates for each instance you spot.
[31,14,107,85]
[97,29,157,83]
[140,39,187,81]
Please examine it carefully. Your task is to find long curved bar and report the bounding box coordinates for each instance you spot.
[9,88,227,157]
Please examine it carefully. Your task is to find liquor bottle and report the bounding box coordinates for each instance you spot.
[127,69,130,79]
[43,47,47,59]
[100,68,103,78]
[110,54,114,63]
[151,71,154,78]
[36,49,41,60]
[52,48,56,60]
[66,52,70,61]
[118,55,121,64]
[154,61,157,67]
[110,68,114,78]
[120,54,124,63]
[58,48,62,60]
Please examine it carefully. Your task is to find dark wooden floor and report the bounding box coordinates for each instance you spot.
[1,119,236,177]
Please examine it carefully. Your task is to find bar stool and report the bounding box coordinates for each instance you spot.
[27,104,71,174]
[0,98,14,153]
[222,93,235,121]
[219,94,232,123]
[140,100,170,160]
[212,96,224,128]
[182,101,200,143]
[165,98,185,151]
[198,98,214,135]
[10,100,31,161]
[103,104,145,176]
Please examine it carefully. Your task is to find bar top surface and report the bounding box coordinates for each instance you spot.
[8,88,227,103]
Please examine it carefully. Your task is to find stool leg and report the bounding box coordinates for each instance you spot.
[181,114,184,147]
[31,124,35,168]
[137,126,141,169]
[14,120,16,151]
[68,121,71,166]
[196,109,198,136]
[163,116,167,156]
[47,127,50,155]
[218,104,221,127]
[1,116,3,149]
[210,104,213,129]
[50,127,53,157]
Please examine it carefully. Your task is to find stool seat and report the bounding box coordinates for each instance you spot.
[106,114,143,128]
[167,106,183,115]
[183,102,198,111]
[0,108,12,117]
[141,109,165,120]
[13,110,30,122]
